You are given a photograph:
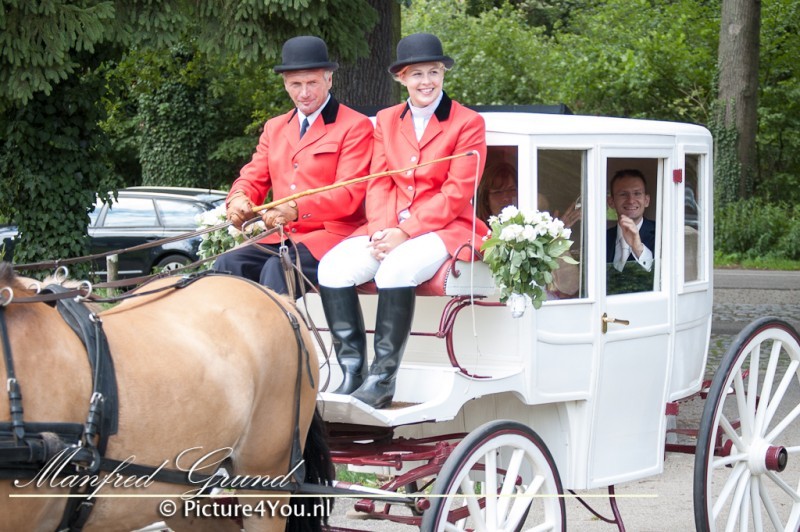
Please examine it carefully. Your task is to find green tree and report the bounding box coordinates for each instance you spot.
[0,61,122,271]
[404,0,553,106]
[465,0,591,35]
[716,0,760,206]
[0,0,376,270]
[756,0,800,204]
[403,0,718,122]
[548,0,718,123]
[334,0,399,106]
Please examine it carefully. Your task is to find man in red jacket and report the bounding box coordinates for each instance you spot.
[218,35,373,295]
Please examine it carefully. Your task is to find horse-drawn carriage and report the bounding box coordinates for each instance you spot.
[2,109,799,532]
[304,110,800,531]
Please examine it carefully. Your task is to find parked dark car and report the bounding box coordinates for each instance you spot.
[0,224,16,262]
[2,187,227,278]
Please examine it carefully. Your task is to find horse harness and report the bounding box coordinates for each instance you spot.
[0,271,316,531]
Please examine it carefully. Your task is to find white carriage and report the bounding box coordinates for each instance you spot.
[307,110,800,531]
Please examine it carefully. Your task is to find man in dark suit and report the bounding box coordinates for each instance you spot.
[606,169,655,272]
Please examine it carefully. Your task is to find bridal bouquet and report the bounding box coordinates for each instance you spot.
[481,206,576,316]
[196,205,265,267]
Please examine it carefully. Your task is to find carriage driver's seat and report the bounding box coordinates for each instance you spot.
[357,243,496,297]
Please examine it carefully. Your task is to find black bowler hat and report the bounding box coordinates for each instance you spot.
[388,33,454,75]
[274,36,339,73]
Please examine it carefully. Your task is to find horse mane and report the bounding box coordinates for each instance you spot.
[0,261,28,295]
[0,262,83,302]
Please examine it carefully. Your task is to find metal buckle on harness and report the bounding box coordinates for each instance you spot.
[53,265,69,285]
[78,391,104,469]
[278,224,288,254]
[27,280,42,294]
[69,443,101,474]
[0,286,12,306]
[75,280,93,303]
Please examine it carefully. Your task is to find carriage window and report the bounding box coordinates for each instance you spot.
[538,150,586,299]
[684,154,703,282]
[102,198,158,228]
[606,159,659,295]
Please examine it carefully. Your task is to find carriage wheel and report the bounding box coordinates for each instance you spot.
[694,318,800,532]
[421,420,566,532]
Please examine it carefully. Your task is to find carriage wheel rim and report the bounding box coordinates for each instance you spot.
[695,319,800,532]
[423,421,565,532]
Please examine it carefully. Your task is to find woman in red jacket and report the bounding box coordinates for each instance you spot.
[317,33,488,409]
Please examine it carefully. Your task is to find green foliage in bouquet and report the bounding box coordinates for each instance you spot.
[481,206,577,309]
[195,205,264,269]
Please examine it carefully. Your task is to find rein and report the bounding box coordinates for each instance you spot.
[12,221,235,272]
[11,151,477,276]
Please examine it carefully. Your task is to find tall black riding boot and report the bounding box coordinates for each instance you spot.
[319,285,367,395]
[351,287,416,409]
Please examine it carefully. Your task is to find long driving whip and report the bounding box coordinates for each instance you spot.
[251,151,478,213]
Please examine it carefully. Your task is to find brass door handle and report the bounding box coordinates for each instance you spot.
[602,312,630,333]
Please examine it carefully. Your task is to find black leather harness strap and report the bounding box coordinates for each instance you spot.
[0,306,25,442]
[0,422,85,478]
[43,286,119,532]
[49,286,119,452]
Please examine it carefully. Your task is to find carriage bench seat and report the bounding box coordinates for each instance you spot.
[357,256,496,297]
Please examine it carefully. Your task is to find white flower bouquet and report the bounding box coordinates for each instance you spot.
[195,204,265,267]
[481,206,577,314]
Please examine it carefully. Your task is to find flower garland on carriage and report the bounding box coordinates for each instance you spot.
[481,206,577,317]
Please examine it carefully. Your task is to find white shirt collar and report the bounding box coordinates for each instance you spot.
[407,92,443,141]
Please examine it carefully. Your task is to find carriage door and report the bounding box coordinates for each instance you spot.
[587,149,672,487]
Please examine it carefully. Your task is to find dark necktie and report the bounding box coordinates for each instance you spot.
[300,117,309,139]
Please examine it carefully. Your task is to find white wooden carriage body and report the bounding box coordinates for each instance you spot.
[312,111,714,491]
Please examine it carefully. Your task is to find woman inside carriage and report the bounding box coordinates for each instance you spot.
[477,162,581,299]
[316,33,487,409]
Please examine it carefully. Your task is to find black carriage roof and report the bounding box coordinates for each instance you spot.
[352,103,573,117]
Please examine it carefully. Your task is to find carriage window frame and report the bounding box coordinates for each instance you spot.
[536,148,588,301]
[605,157,663,296]
[681,150,709,287]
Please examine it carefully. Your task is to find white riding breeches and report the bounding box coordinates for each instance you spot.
[317,233,449,288]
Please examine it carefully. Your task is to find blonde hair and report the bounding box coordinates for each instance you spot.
[393,61,448,82]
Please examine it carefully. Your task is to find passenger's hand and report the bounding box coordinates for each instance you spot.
[368,228,409,261]
[226,191,256,229]
[556,201,582,229]
[260,201,298,229]
[618,214,644,257]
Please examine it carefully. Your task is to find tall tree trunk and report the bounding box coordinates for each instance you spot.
[716,0,760,203]
[333,0,401,110]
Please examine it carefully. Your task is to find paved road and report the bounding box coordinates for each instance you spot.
[714,269,800,291]
[327,269,800,531]
[713,268,800,334]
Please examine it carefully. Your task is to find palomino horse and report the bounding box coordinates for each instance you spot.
[0,263,331,532]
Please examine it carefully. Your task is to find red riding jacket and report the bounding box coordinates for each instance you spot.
[228,96,373,259]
